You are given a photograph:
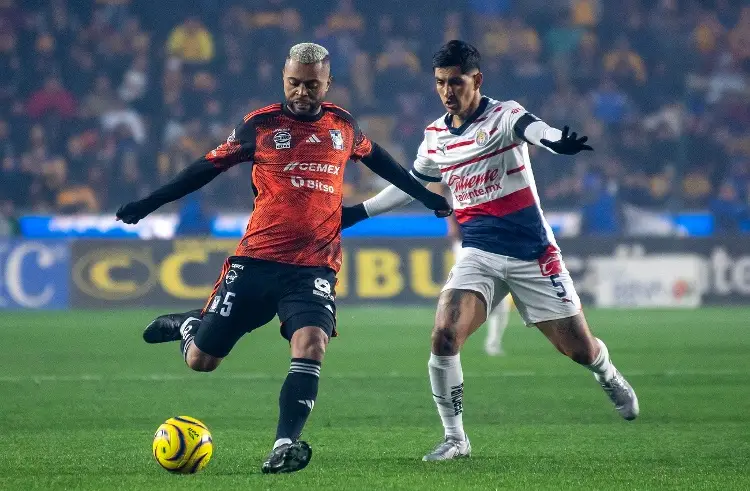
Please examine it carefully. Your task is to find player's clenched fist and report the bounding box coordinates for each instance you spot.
[419,191,453,217]
[116,199,154,224]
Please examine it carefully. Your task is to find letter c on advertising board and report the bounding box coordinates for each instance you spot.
[4,242,60,308]
[160,250,214,299]
[73,248,156,300]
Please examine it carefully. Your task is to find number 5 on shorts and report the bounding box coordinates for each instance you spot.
[220,292,235,317]
[549,274,567,298]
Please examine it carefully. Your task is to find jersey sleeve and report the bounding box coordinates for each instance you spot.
[497,101,535,145]
[412,134,442,183]
[350,123,374,161]
[204,117,257,170]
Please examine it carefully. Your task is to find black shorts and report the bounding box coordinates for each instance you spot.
[194,256,337,358]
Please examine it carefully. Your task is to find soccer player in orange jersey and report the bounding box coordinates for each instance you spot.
[116,43,451,474]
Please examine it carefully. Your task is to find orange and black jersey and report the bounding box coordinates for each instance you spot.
[204,102,371,271]
[138,102,445,273]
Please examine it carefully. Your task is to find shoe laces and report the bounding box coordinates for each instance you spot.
[609,372,628,391]
[432,437,462,454]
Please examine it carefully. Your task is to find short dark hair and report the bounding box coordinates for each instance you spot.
[432,40,481,73]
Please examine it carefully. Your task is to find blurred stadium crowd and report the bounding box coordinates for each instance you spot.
[0,0,749,235]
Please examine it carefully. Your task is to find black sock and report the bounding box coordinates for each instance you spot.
[178,315,202,361]
[275,358,321,443]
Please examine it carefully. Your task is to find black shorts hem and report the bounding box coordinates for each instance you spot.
[193,329,233,359]
[280,310,336,341]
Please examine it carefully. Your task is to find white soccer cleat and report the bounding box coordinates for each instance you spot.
[595,369,639,421]
[422,436,471,461]
[484,343,504,356]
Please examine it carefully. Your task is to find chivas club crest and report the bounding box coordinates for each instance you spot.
[475,128,489,147]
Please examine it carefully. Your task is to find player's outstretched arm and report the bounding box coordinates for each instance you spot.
[341,172,443,229]
[116,158,221,224]
[514,113,593,155]
[343,143,451,230]
[117,117,256,224]
[360,142,452,214]
[342,181,413,229]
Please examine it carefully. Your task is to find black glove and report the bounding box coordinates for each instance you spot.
[116,199,156,224]
[540,126,593,155]
[341,203,369,229]
[418,191,453,218]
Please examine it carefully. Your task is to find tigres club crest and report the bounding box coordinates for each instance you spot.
[329,129,344,151]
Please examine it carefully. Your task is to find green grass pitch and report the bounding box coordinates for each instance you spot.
[1,307,749,490]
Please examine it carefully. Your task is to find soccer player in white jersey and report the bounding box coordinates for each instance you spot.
[448,209,510,356]
[342,40,639,461]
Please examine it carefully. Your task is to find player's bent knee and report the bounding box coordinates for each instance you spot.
[432,324,459,355]
[290,326,328,361]
[432,289,487,355]
[185,347,221,372]
[187,356,220,372]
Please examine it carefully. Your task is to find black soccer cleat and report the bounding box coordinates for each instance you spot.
[261,441,312,474]
[142,309,202,344]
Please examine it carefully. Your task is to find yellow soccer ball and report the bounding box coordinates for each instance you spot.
[152,416,213,474]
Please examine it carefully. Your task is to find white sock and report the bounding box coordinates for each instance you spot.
[273,438,292,449]
[485,298,510,349]
[428,353,465,441]
[179,316,201,361]
[586,338,616,381]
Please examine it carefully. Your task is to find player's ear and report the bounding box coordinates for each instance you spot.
[327,75,333,91]
[474,72,483,90]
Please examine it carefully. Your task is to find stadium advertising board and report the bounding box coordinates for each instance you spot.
[557,238,750,307]
[22,212,582,239]
[70,238,456,308]
[586,255,703,308]
[71,239,453,308]
[69,238,750,308]
[20,214,178,239]
[0,240,69,309]
[71,239,236,308]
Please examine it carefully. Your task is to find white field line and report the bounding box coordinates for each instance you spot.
[0,369,745,384]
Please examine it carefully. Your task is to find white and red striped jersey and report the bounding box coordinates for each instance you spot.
[412,96,556,260]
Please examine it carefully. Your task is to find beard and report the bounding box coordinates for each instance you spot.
[287,98,321,116]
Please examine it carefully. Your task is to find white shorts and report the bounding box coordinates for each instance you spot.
[444,246,581,326]
[453,241,512,313]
